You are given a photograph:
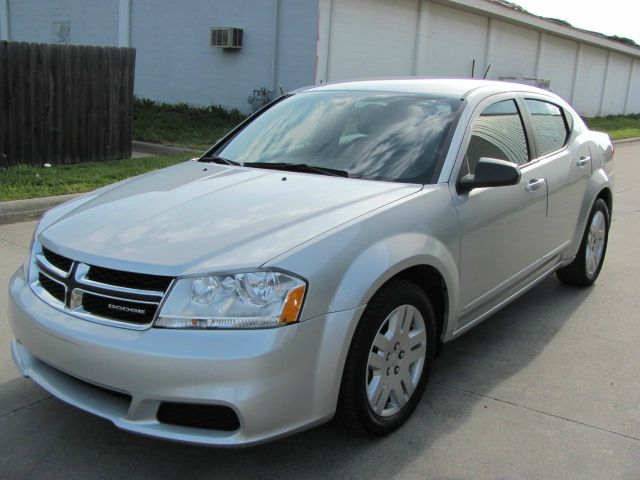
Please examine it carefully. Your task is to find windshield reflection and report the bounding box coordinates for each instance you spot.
[216,91,463,183]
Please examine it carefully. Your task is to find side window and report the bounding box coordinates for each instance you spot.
[525,99,570,157]
[564,109,574,131]
[462,99,529,177]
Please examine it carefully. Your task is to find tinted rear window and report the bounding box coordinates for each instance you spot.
[525,99,569,157]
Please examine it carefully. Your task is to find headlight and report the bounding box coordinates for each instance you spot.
[155,270,306,329]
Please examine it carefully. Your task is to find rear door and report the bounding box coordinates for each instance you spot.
[452,95,549,328]
[521,97,591,253]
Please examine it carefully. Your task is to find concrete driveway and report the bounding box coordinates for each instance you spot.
[1,143,639,479]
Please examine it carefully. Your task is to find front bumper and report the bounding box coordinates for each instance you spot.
[8,268,363,446]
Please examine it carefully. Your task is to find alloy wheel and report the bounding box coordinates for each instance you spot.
[585,210,606,278]
[365,304,427,417]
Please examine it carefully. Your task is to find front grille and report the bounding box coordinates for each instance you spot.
[38,273,66,303]
[42,247,73,273]
[81,292,156,325]
[89,382,132,403]
[32,244,173,329]
[157,402,240,431]
[46,361,132,404]
[86,266,173,292]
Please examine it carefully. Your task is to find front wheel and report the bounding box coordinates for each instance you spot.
[338,280,436,435]
[557,198,610,286]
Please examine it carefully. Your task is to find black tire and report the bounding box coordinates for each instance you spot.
[557,198,610,287]
[338,279,437,435]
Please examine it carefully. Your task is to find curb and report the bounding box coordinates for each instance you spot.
[0,193,82,226]
[132,140,202,156]
[613,137,640,146]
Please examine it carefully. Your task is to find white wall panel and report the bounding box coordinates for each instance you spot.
[573,45,608,116]
[316,0,332,84]
[488,20,538,80]
[601,53,631,115]
[132,0,317,111]
[626,60,640,114]
[327,0,418,81]
[8,0,119,46]
[537,34,577,102]
[420,3,488,77]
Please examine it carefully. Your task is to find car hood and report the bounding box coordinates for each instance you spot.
[38,161,422,275]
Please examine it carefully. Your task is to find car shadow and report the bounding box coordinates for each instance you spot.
[0,275,594,478]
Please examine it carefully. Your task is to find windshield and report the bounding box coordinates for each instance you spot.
[212,91,463,183]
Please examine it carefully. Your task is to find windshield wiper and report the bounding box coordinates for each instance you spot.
[243,162,350,178]
[199,155,241,166]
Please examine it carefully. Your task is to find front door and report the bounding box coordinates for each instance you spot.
[452,96,549,328]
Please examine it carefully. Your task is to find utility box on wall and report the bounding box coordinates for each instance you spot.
[210,27,243,49]
[499,76,551,90]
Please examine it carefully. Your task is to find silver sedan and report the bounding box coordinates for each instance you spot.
[8,79,614,446]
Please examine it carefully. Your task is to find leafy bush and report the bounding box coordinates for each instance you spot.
[133,98,247,149]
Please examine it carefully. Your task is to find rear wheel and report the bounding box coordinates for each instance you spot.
[557,198,610,286]
[338,280,436,435]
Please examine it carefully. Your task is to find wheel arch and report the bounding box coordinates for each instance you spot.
[568,171,614,259]
[596,186,613,222]
[374,265,449,349]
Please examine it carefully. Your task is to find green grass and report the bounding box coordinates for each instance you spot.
[0,154,188,201]
[133,98,246,150]
[584,114,640,140]
[1,99,246,201]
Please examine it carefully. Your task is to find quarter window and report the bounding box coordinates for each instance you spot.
[564,109,574,131]
[462,99,529,176]
[525,99,570,157]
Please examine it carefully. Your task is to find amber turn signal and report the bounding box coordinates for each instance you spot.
[279,284,306,324]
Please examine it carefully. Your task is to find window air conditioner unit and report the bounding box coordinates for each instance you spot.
[210,27,243,49]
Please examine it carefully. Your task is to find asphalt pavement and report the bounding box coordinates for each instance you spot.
[1,143,639,479]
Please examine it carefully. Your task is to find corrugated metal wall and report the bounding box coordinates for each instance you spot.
[316,0,640,116]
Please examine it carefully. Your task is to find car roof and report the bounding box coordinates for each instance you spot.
[303,78,560,100]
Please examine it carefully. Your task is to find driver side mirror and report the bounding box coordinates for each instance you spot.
[457,157,521,194]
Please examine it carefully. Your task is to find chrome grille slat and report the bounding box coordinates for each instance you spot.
[36,270,67,305]
[78,290,159,325]
[29,243,174,330]
[35,253,70,279]
[85,265,173,292]
[73,288,162,306]
[74,263,165,298]
[41,246,73,273]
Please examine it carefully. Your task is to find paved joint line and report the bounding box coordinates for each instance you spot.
[0,236,29,250]
[0,395,53,419]
[434,381,640,442]
[611,208,640,223]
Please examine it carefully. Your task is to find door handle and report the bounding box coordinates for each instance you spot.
[526,178,546,192]
[577,156,591,167]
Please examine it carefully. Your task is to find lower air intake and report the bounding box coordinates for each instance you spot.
[157,402,240,431]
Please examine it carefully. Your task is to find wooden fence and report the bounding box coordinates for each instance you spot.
[0,41,136,167]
